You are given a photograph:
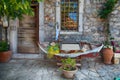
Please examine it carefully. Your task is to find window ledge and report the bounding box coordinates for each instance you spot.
[60,31,82,34]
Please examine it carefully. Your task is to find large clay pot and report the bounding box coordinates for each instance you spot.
[102,48,114,64]
[62,67,78,79]
[0,51,12,62]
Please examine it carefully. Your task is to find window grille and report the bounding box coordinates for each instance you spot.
[61,0,79,31]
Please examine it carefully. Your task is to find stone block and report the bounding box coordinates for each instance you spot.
[114,53,120,64]
[114,58,119,64]
[114,53,120,58]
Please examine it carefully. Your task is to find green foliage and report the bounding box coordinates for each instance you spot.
[98,0,118,48]
[47,43,59,52]
[60,58,76,71]
[0,41,9,52]
[0,0,43,20]
[47,42,59,58]
[98,0,118,19]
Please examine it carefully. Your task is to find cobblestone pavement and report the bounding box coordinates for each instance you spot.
[0,57,120,80]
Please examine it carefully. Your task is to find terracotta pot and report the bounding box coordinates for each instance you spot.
[62,67,78,79]
[102,48,114,64]
[0,51,12,62]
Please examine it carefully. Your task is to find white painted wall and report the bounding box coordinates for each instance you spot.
[39,2,45,43]
[9,19,18,54]
[79,0,84,33]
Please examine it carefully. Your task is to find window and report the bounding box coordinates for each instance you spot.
[56,0,84,34]
[61,0,78,31]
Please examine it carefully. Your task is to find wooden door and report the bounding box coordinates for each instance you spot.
[17,4,39,53]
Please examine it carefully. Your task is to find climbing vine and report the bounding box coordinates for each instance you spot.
[98,0,118,19]
[98,0,118,46]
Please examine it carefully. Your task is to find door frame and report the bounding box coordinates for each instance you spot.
[31,3,39,43]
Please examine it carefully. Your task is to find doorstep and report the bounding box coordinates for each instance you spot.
[12,53,45,60]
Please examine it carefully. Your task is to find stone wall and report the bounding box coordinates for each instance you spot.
[43,0,120,43]
[44,0,56,42]
[110,6,120,41]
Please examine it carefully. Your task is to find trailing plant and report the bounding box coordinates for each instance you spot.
[98,0,118,48]
[99,0,118,19]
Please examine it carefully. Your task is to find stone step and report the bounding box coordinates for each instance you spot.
[12,53,45,60]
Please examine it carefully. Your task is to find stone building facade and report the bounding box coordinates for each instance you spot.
[43,0,120,43]
[4,0,120,53]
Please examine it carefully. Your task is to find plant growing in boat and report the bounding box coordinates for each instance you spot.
[47,42,59,58]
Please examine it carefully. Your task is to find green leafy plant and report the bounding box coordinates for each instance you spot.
[47,42,60,58]
[98,0,118,48]
[99,0,118,19]
[0,0,42,20]
[0,41,9,52]
[60,58,76,71]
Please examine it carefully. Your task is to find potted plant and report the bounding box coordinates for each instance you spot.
[0,41,12,62]
[102,37,114,64]
[59,58,78,79]
[98,0,118,64]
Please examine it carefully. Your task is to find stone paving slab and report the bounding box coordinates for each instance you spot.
[0,58,120,80]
